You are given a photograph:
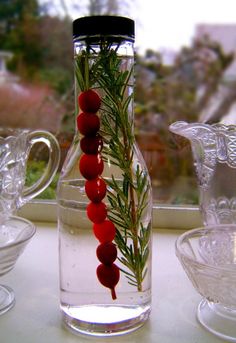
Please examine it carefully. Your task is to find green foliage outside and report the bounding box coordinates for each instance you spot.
[25,160,59,199]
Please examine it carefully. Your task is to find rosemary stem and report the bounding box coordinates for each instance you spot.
[122,117,142,292]
[129,182,142,291]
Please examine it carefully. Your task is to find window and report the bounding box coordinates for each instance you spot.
[1,0,236,213]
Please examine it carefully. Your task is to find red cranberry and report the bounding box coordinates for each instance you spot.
[96,242,118,265]
[93,219,116,243]
[96,263,120,300]
[79,154,104,180]
[85,177,107,203]
[77,112,100,136]
[87,202,107,223]
[78,89,101,113]
[80,135,103,154]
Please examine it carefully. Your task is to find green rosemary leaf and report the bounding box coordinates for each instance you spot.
[117,267,139,287]
[121,67,134,98]
[75,58,85,90]
[108,215,129,230]
[123,176,129,198]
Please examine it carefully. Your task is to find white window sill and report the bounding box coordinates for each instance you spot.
[0,222,215,342]
[18,200,203,230]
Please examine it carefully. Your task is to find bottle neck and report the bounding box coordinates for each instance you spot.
[74,37,135,135]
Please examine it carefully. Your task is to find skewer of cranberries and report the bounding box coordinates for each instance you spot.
[77,89,120,300]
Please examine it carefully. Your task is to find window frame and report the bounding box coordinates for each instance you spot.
[18,200,203,229]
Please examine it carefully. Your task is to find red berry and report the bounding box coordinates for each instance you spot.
[87,202,107,223]
[79,154,104,180]
[77,112,100,136]
[85,177,107,203]
[96,242,117,265]
[96,263,120,300]
[93,220,116,243]
[78,89,101,113]
[80,135,103,154]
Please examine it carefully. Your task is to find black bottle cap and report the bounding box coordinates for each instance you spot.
[73,15,135,42]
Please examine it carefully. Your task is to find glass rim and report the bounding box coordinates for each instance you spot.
[175,224,236,272]
[0,216,36,251]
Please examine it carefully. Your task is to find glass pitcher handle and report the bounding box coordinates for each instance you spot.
[20,130,60,205]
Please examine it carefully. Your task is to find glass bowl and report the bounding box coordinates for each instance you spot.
[176,224,236,342]
[0,216,36,314]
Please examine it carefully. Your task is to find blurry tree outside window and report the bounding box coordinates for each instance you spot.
[0,0,235,204]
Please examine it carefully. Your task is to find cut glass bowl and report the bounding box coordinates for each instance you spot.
[0,216,36,314]
[176,225,236,342]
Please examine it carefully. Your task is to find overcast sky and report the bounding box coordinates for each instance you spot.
[134,0,236,53]
[42,0,236,53]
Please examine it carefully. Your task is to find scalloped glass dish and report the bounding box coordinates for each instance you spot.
[176,225,236,342]
[0,216,36,314]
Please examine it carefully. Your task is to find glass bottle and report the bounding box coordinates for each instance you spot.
[57,15,153,336]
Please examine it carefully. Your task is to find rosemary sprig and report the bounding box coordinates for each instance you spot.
[75,42,151,292]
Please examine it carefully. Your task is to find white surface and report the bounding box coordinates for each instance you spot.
[0,223,225,343]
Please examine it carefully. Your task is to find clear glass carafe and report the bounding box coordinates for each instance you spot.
[57,16,152,336]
